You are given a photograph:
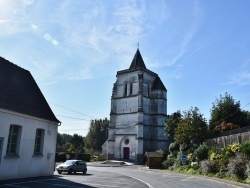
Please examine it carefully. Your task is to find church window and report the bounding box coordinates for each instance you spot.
[124,82,127,96]
[124,139,129,145]
[148,84,150,97]
[130,82,133,95]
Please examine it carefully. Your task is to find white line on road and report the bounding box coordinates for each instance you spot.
[181,176,198,181]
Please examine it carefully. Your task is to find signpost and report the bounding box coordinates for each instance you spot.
[181,155,187,165]
[66,154,70,160]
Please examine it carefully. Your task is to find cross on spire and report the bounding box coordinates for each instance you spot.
[137,42,139,49]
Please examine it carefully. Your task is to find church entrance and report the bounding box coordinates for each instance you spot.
[123,147,130,160]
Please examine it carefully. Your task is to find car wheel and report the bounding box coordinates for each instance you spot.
[58,171,62,174]
[68,169,73,175]
[83,169,87,174]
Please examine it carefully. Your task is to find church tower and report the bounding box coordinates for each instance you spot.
[106,49,168,163]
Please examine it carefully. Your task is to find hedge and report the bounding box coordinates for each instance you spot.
[55,152,91,162]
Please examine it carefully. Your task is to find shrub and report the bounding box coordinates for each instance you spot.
[209,152,222,161]
[193,143,208,162]
[97,154,107,161]
[201,160,220,175]
[78,153,91,162]
[191,162,199,170]
[162,158,175,169]
[187,153,194,162]
[208,147,223,162]
[227,153,248,179]
[239,140,250,160]
[221,144,239,165]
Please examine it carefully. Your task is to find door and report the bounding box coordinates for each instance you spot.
[123,147,130,160]
[0,138,3,164]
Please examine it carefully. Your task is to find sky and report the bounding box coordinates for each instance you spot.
[1,0,250,136]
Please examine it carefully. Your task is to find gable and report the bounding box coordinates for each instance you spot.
[0,57,60,123]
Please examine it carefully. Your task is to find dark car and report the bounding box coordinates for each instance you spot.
[56,160,87,174]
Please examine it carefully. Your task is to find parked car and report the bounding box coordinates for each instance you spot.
[56,160,87,174]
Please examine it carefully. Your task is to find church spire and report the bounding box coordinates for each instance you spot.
[129,49,146,70]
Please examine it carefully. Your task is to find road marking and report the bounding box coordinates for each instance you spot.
[181,176,197,181]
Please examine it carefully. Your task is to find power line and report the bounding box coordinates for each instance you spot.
[56,115,92,121]
[49,101,95,118]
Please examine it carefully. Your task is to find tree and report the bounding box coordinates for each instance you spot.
[85,118,109,152]
[68,134,85,158]
[57,133,64,147]
[164,111,181,144]
[174,107,207,152]
[209,92,247,131]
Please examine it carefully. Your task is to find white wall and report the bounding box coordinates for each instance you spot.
[0,109,58,180]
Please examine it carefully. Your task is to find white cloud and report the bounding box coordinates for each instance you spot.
[168,0,202,66]
[0,0,170,84]
[222,59,250,86]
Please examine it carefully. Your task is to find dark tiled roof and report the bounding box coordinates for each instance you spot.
[129,49,146,70]
[151,76,167,91]
[0,57,60,123]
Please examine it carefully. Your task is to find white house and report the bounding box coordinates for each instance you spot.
[0,57,61,180]
[106,49,168,163]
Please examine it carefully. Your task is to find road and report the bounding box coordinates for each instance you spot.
[86,165,249,188]
[0,165,249,188]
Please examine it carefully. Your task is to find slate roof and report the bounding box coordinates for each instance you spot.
[129,49,146,70]
[0,57,60,123]
[151,76,167,91]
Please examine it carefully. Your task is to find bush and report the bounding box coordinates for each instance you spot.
[78,153,91,162]
[94,154,107,161]
[56,152,66,162]
[162,158,175,169]
[201,160,220,175]
[239,140,250,160]
[227,153,248,179]
[193,143,208,162]
[208,148,223,163]
[55,152,91,162]
[220,143,240,166]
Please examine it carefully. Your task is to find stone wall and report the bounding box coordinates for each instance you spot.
[205,127,250,148]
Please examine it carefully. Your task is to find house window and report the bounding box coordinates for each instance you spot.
[34,129,44,155]
[6,125,22,156]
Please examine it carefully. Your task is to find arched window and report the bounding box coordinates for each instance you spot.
[124,82,127,96]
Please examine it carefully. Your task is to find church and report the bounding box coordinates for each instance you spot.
[104,49,168,164]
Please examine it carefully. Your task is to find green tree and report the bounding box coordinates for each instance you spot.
[174,107,207,152]
[164,111,181,144]
[209,92,247,131]
[69,134,85,158]
[57,133,64,147]
[85,118,109,152]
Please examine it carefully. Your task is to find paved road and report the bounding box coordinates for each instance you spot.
[86,164,250,188]
[0,169,147,188]
[1,164,250,188]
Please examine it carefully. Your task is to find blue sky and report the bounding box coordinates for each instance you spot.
[1,0,250,136]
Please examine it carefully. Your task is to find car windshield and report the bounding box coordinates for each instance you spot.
[64,160,75,165]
